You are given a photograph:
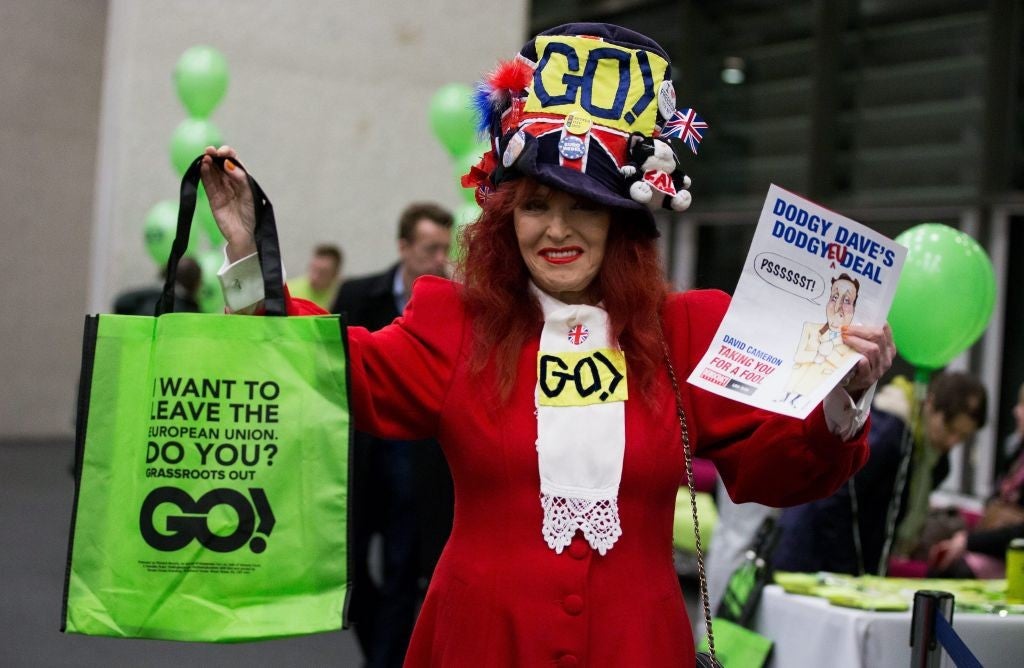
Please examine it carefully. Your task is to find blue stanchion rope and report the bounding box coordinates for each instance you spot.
[934,613,983,668]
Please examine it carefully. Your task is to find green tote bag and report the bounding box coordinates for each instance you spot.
[62,156,352,642]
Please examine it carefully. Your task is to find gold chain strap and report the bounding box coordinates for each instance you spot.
[662,338,717,665]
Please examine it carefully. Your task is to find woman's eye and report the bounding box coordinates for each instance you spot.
[522,199,547,212]
[573,200,600,212]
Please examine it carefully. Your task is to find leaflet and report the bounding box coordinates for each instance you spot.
[687,184,907,418]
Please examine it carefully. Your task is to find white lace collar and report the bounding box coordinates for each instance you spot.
[531,284,627,555]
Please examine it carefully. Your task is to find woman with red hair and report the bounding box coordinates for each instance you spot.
[205,22,894,668]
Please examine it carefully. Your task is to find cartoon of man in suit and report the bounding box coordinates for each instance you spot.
[778,273,859,408]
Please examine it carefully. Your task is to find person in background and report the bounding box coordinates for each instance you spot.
[707,490,779,614]
[331,202,454,668]
[288,243,343,310]
[113,256,202,315]
[333,203,452,317]
[201,22,895,665]
[929,380,1024,577]
[774,371,988,575]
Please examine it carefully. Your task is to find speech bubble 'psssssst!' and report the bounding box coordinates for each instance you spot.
[753,252,826,303]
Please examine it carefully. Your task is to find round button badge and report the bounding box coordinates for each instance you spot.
[563,110,593,135]
[657,80,677,119]
[558,135,587,160]
[503,130,527,168]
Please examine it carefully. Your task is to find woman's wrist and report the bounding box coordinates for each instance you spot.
[225,236,257,263]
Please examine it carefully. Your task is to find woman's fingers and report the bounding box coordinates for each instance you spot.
[204,144,238,159]
[842,323,896,392]
[197,145,256,260]
[201,145,246,183]
[201,146,249,206]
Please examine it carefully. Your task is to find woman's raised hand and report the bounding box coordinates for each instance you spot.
[841,323,896,399]
[200,145,256,262]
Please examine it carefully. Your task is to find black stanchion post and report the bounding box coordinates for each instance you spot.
[909,590,954,668]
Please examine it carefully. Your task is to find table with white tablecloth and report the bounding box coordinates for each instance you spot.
[751,584,1024,668]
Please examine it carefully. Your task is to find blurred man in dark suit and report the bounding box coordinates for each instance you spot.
[332,202,454,668]
[113,256,202,315]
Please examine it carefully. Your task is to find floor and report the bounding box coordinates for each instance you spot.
[0,438,704,667]
[0,438,364,667]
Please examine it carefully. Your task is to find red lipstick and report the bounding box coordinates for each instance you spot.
[539,246,583,265]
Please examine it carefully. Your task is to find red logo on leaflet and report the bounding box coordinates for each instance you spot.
[700,369,730,387]
[568,324,590,345]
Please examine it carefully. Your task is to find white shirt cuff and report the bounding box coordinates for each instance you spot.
[218,248,264,314]
[823,381,875,441]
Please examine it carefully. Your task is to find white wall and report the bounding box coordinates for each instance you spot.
[92,0,528,311]
[1,0,527,438]
[0,0,107,438]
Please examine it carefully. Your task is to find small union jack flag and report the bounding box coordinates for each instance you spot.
[660,108,708,155]
[568,324,589,345]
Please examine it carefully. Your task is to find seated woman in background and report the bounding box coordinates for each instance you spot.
[930,381,1024,578]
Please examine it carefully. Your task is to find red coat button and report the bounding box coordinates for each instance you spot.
[563,594,584,615]
[557,654,579,668]
[568,537,590,559]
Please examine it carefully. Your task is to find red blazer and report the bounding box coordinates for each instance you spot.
[291,277,868,667]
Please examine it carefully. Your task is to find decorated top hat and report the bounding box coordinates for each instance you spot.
[462,22,708,237]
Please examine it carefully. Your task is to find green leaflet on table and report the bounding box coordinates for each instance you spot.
[773,572,1022,614]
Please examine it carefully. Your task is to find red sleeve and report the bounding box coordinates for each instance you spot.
[270,286,327,315]
[668,290,869,508]
[286,297,327,315]
[344,276,465,441]
[282,279,462,439]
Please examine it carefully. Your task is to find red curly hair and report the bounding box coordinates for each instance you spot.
[459,178,669,401]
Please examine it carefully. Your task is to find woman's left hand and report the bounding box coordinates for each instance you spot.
[841,323,896,399]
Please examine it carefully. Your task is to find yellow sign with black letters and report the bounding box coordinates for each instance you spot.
[537,349,628,407]
[526,35,669,134]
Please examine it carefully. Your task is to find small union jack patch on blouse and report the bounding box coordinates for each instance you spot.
[567,324,590,345]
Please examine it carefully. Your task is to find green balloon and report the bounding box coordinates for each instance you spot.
[194,184,220,245]
[174,46,229,118]
[449,201,481,261]
[889,223,996,370]
[144,200,199,265]
[170,118,222,176]
[455,201,481,227]
[429,83,478,158]
[196,250,225,313]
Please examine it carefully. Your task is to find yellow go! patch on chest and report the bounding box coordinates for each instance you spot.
[536,349,628,406]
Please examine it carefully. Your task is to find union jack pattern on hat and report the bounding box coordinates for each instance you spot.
[461,23,709,237]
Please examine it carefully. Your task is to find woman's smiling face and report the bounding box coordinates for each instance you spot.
[513,186,611,305]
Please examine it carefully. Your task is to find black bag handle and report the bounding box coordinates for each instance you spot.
[157,154,286,316]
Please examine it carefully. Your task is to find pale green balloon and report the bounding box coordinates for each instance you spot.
[144,199,200,265]
[174,46,230,118]
[429,83,478,158]
[449,201,481,261]
[196,249,225,313]
[194,184,220,245]
[890,223,996,370]
[169,118,223,176]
